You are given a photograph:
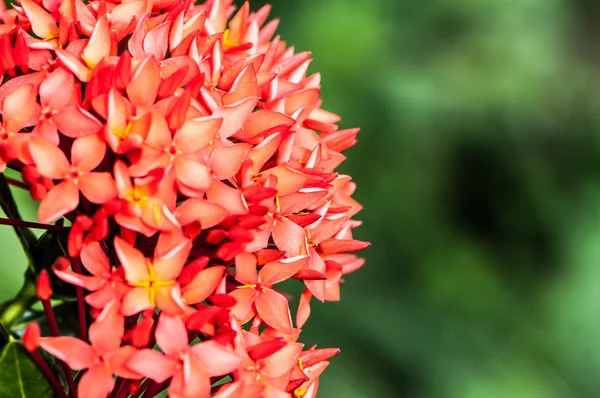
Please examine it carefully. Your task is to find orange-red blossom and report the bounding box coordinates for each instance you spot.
[0,0,369,397]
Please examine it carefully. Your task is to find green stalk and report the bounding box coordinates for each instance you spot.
[0,278,36,328]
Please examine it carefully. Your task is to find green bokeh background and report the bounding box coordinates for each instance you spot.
[4,0,600,396]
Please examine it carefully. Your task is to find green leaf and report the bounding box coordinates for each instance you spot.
[0,175,37,268]
[31,228,68,273]
[11,302,81,338]
[0,341,53,398]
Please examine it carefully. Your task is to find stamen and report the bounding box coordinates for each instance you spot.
[237,284,257,289]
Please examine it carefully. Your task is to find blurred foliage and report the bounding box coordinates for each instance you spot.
[3,0,600,397]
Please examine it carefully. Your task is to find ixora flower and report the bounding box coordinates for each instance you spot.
[0,0,369,397]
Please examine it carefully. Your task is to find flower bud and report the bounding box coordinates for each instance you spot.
[36,270,52,300]
[22,323,41,352]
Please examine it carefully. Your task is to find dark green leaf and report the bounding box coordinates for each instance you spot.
[0,175,37,268]
[0,341,53,398]
[11,302,82,338]
[0,322,9,350]
[30,229,74,300]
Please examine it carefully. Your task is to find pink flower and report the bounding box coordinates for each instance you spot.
[127,314,242,398]
[28,135,116,223]
[40,302,140,398]
[114,234,190,315]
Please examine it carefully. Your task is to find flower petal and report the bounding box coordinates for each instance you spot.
[153,237,191,281]
[222,65,258,106]
[53,105,103,138]
[155,285,185,315]
[240,110,294,141]
[54,49,91,82]
[179,356,211,398]
[82,15,110,69]
[174,156,212,191]
[173,116,222,153]
[155,314,188,357]
[53,268,104,291]
[228,287,256,322]
[207,143,250,180]
[143,21,171,61]
[234,252,258,285]
[127,56,160,106]
[3,84,37,132]
[37,179,79,223]
[39,68,74,110]
[80,242,110,277]
[255,288,293,334]
[212,97,258,139]
[78,172,117,204]
[21,0,58,40]
[114,236,149,283]
[107,346,142,379]
[40,336,97,370]
[71,134,106,172]
[28,137,71,179]
[261,342,304,379]
[121,286,153,316]
[127,349,177,383]
[89,300,123,355]
[259,256,308,287]
[181,266,225,304]
[206,181,248,215]
[78,364,114,398]
[191,340,242,377]
[174,198,229,228]
[261,165,308,196]
[272,217,308,258]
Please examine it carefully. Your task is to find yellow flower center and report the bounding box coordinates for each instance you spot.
[112,121,133,140]
[222,29,239,49]
[275,196,281,214]
[125,186,148,207]
[153,203,162,225]
[294,388,308,397]
[130,261,176,306]
[82,56,96,69]
[237,284,257,289]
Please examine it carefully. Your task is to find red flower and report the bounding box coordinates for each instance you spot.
[39,302,140,398]
[115,234,191,315]
[53,242,128,309]
[29,135,116,223]
[127,314,242,398]
[230,252,308,333]
[0,0,369,396]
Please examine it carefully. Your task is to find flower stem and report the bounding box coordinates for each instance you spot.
[41,299,60,337]
[5,177,30,190]
[144,380,169,397]
[0,279,36,327]
[130,379,151,398]
[70,257,88,342]
[109,377,126,398]
[30,349,69,398]
[0,216,68,231]
[41,298,77,398]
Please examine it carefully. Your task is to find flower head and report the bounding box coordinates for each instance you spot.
[0,0,369,396]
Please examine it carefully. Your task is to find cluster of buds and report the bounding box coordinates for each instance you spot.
[0,0,368,396]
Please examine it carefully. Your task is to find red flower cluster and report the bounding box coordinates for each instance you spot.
[0,0,368,396]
